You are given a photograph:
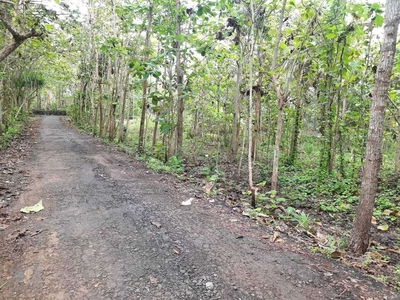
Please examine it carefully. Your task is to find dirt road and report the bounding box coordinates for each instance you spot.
[0,116,397,299]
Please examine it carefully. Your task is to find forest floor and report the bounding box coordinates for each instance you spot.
[0,115,398,299]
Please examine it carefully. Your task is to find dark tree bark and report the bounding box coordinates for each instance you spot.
[348,0,400,255]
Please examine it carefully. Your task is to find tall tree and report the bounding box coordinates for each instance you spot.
[348,0,400,255]
[270,0,287,191]
[175,0,184,157]
[138,0,153,153]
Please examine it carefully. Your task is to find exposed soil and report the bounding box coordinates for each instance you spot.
[0,116,398,299]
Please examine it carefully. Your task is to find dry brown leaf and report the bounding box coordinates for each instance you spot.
[369,250,382,260]
[270,231,280,243]
[203,182,215,194]
[242,211,251,217]
[387,249,400,255]
[371,216,377,225]
[383,209,393,216]
[330,250,342,259]
[316,230,327,243]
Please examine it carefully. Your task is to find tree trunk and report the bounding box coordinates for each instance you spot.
[108,103,117,141]
[271,96,285,191]
[395,108,400,174]
[175,0,184,157]
[248,0,255,207]
[231,58,243,160]
[288,97,301,166]
[270,0,287,191]
[118,68,130,143]
[252,66,262,161]
[348,0,400,255]
[138,1,153,153]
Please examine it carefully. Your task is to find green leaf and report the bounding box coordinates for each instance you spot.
[326,33,337,39]
[371,3,380,10]
[279,42,287,50]
[374,14,384,27]
[160,123,171,134]
[45,24,54,31]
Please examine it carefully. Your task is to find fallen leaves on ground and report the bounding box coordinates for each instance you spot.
[20,200,44,214]
[181,198,193,206]
[151,221,162,228]
[377,224,389,231]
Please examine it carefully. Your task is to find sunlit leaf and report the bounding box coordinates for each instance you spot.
[377,224,389,231]
[374,14,384,27]
[326,33,337,39]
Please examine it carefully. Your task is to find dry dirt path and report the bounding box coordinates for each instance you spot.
[0,116,398,300]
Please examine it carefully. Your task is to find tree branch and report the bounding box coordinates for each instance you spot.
[0,0,15,6]
[0,14,43,63]
[0,14,19,37]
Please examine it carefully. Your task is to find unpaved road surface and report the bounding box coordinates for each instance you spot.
[0,116,398,300]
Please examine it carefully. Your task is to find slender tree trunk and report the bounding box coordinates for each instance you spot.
[118,68,130,143]
[348,0,400,255]
[99,81,104,137]
[93,104,98,136]
[108,103,117,141]
[270,0,287,191]
[248,0,256,207]
[252,67,262,161]
[138,1,153,153]
[271,96,285,191]
[329,42,347,172]
[231,56,243,160]
[79,79,85,122]
[175,0,184,157]
[288,97,301,165]
[395,108,400,174]
[288,66,304,166]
